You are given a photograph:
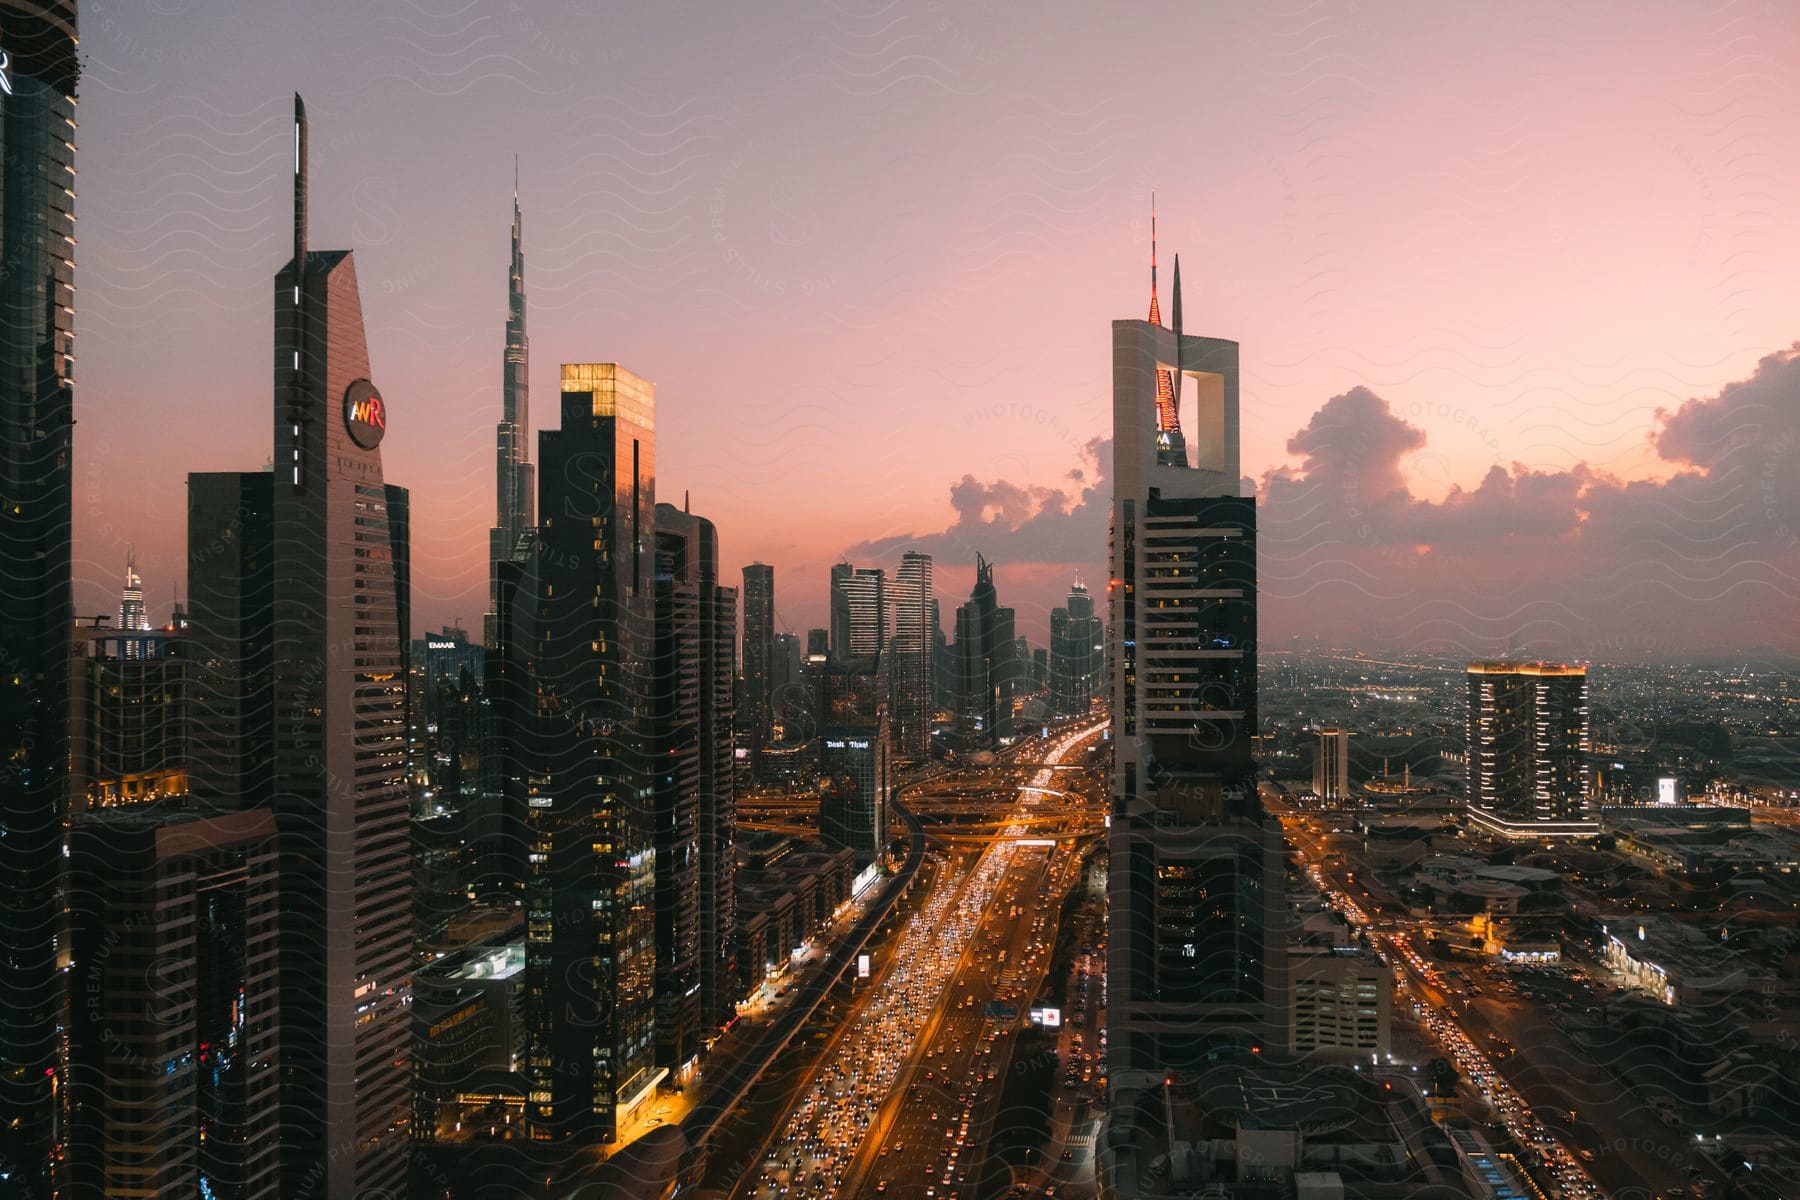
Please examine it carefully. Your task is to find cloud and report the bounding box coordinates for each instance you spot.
[857,344,1800,656]
[1257,343,1800,655]
[843,435,1111,572]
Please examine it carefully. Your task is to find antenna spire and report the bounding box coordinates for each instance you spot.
[1148,192,1161,327]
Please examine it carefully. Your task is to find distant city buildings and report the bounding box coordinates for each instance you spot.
[1466,661,1594,838]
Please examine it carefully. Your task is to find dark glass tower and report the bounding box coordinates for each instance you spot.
[485,179,533,648]
[0,4,77,1193]
[524,363,659,1142]
[653,503,739,1073]
[741,562,774,779]
[270,96,413,1196]
[889,551,933,761]
[953,554,1009,748]
[1106,270,1286,1093]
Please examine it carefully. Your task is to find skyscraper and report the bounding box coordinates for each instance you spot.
[742,561,774,777]
[1466,662,1593,837]
[186,471,275,812]
[1106,257,1285,1096]
[815,657,891,865]
[485,175,533,648]
[654,503,739,1064]
[524,363,660,1142]
[0,5,78,1191]
[119,548,150,632]
[889,550,934,761]
[953,554,1011,748]
[1049,580,1102,717]
[830,562,886,658]
[828,562,853,658]
[270,95,413,1195]
[1313,727,1350,804]
[67,804,282,1199]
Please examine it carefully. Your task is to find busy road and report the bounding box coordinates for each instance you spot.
[741,723,1106,1200]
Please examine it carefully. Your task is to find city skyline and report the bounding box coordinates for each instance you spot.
[63,1,1800,655]
[9,7,1800,1198]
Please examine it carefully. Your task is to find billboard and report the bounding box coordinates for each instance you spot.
[857,953,871,979]
[1030,1007,1062,1028]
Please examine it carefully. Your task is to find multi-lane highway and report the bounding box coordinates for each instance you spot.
[740,723,1105,1200]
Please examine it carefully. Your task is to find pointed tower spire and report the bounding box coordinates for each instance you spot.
[1147,194,1180,442]
[293,93,307,275]
[1147,192,1161,328]
[1171,253,1184,410]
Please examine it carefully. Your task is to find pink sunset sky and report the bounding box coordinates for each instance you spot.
[69,1,1800,656]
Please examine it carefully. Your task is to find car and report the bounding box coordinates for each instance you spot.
[877,1183,889,1193]
[1061,1150,1074,1161]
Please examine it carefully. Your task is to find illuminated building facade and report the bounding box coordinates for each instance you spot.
[889,550,934,761]
[0,4,78,1189]
[815,656,891,864]
[1466,662,1593,838]
[1105,274,1286,1094]
[1312,727,1350,804]
[524,363,660,1142]
[953,554,1015,748]
[68,621,188,810]
[269,96,413,1195]
[67,803,281,1200]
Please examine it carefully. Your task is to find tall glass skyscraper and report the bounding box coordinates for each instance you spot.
[485,180,533,648]
[1105,269,1286,1099]
[270,95,413,1197]
[524,363,661,1142]
[0,5,78,1193]
[742,561,774,777]
[888,551,934,761]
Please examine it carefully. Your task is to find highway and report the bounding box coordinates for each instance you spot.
[740,722,1106,1200]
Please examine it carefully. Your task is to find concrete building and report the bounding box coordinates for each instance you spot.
[1288,947,1391,1061]
[1049,580,1103,718]
[268,96,413,1195]
[68,621,188,811]
[66,803,282,1200]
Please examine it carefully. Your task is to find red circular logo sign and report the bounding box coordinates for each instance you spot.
[343,379,387,449]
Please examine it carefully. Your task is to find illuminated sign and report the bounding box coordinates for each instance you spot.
[857,953,871,979]
[0,50,12,96]
[1030,1007,1062,1028]
[343,379,387,449]
[427,640,456,650]
[1657,777,1678,806]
